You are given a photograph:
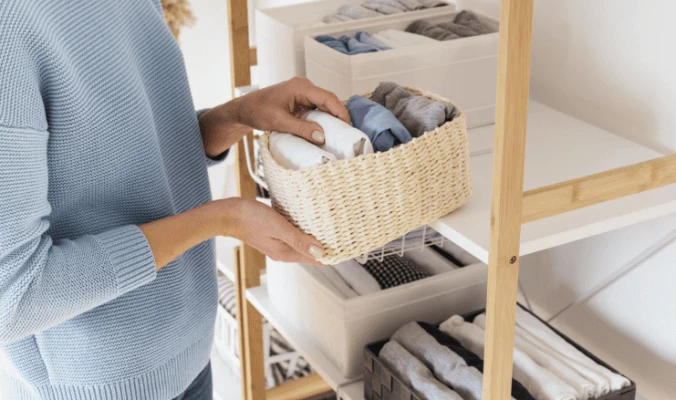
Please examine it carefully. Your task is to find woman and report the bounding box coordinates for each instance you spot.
[0,1,348,399]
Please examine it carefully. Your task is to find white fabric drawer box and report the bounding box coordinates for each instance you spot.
[304,9,499,128]
[255,0,456,88]
[266,248,487,378]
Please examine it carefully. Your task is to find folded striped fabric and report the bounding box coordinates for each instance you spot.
[217,274,238,316]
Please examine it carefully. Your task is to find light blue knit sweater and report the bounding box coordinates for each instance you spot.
[0,1,220,399]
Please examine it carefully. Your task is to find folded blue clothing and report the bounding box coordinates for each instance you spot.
[315,31,390,55]
[346,95,412,152]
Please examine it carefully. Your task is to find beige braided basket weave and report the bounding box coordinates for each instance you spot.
[260,87,472,265]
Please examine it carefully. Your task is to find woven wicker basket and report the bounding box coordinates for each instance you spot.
[260,88,472,265]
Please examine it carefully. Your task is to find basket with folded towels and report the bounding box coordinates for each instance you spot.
[260,84,471,265]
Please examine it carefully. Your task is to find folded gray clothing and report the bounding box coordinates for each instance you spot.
[393,322,512,400]
[380,341,464,400]
[396,0,426,10]
[364,0,407,14]
[338,4,384,19]
[373,81,459,137]
[437,21,479,37]
[454,10,494,34]
[406,19,460,41]
[323,14,353,23]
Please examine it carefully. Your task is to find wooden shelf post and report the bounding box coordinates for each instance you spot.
[226,0,266,399]
[482,0,535,399]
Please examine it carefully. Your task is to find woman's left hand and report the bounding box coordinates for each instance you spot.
[198,77,351,158]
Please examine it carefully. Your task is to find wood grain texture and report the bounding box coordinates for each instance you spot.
[234,138,267,400]
[265,373,332,400]
[227,0,251,89]
[483,0,535,399]
[250,47,257,67]
[522,153,676,223]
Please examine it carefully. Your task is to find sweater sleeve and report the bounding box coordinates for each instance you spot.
[0,125,157,343]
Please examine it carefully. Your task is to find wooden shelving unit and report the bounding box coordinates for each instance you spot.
[225,0,676,399]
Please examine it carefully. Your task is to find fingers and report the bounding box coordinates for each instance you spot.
[292,78,352,125]
[274,113,326,145]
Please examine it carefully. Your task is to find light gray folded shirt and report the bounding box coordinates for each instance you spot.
[380,340,464,400]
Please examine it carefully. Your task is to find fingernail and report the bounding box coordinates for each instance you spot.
[312,131,325,144]
[309,245,324,260]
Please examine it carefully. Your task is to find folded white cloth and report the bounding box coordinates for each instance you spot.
[475,314,595,400]
[515,308,630,395]
[393,322,491,400]
[319,266,360,299]
[380,340,464,400]
[269,132,336,170]
[440,315,578,400]
[403,249,457,276]
[302,110,374,159]
[332,259,381,295]
[372,29,440,48]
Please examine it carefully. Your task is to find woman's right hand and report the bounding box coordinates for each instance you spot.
[220,198,325,267]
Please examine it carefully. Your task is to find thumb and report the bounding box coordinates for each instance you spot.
[277,113,326,145]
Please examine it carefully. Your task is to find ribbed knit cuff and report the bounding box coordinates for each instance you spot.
[97,225,157,296]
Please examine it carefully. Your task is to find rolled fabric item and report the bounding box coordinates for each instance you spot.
[438,239,479,266]
[454,10,495,34]
[362,255,429,289]
[269,132,337,170]
[372,29,440,48]
[515,308,630,394]
[396,0,426,10]
[346,95,412,152]
[437,20,479,37]
[372,81,459,137]
[403,248,458,276]
[440,316,578,400]
[475,314,595,400]
[406,19,460,41]
[322,14,353,24]
[302,110,374,160]
[338,4,384,19]
[354,31,391,51]
[393,322,489,400]
[318,266,361,299]
[420,0,450,7]
[363,0,407,14]
[418,322,536,400]
[380,341,464,400]
[332,259,381,295]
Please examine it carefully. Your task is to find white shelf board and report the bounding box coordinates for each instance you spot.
[434,101,676,264]
[246,284,360,391]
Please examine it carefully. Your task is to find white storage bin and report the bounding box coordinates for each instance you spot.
[304,9,499,128]
[255,0,456,88]
[266,248,488,378]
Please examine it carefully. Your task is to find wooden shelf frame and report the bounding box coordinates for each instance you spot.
[225,1,676,399]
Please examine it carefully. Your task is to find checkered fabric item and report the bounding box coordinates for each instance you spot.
[362,255,429,289]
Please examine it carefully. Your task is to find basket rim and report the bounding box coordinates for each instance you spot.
[261,86,466,175]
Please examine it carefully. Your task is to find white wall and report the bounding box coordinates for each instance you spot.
[457,1,676,399]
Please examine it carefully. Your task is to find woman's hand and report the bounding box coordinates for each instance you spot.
[220,198,325,266]
[198,77,351,158]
